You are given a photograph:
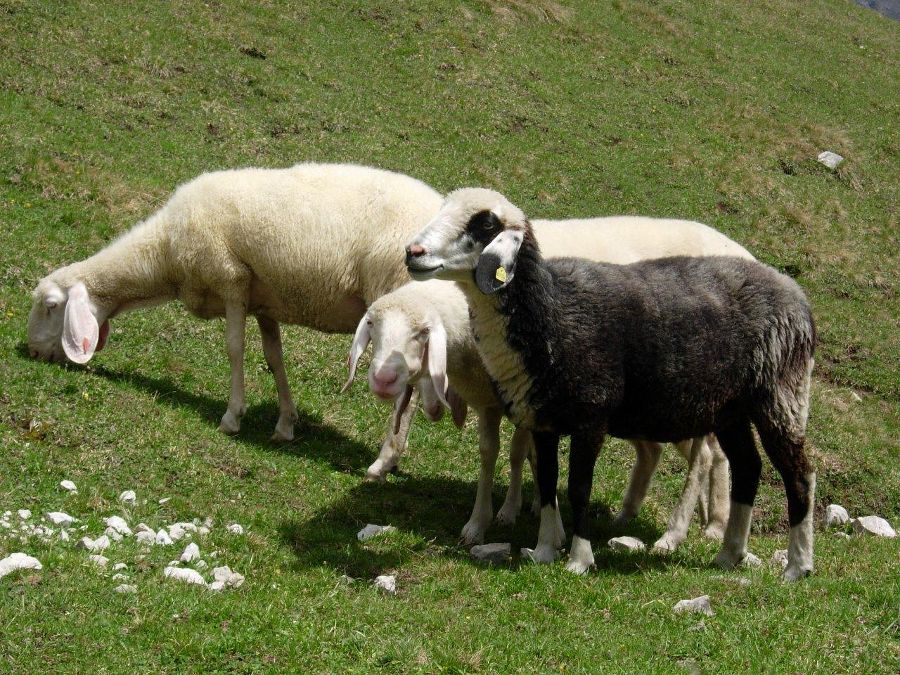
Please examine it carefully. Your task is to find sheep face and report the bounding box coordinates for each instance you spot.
[406,188,528,293]
[27,280,108,364]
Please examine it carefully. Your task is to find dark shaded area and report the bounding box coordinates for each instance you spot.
[855,0,900,21]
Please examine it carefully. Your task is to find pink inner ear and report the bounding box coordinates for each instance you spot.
[61,283,99,364]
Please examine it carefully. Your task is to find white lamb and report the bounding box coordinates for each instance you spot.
[345,216,754,547]
[27,162,443,442]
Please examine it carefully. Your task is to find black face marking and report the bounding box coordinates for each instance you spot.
[465,210,503,246]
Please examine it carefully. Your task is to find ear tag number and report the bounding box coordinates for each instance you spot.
[495,266,507,282]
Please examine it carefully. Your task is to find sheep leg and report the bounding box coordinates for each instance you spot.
[703,435,730,540]
[218,301,248,435]
[365,390,419,481]
[527,442,541,516]
[256,316,298,442]
[461,407,502,545]
[565,432,603,575]
[613,440,663,527]
[713,419,762,570]
[522,431,563,564]
[496,425,532,525]
[653,437,708,553]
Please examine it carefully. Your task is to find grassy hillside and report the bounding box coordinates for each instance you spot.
[1,0,897,671]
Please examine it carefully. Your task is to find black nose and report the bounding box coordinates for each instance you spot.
[405,244,426,264]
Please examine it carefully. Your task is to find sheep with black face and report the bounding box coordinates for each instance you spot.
[406,188,817,580]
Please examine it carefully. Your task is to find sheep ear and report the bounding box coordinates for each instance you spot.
[425,317,449,408]
[61,282,99,364]
[446,386,468,429]
[342,314,371,393]
[475,230,523,294]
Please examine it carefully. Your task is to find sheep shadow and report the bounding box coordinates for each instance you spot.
[278,474,683,580]
[89,364,376,472]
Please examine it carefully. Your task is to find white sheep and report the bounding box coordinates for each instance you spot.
[347,214,754,547]
[27,162,443,442]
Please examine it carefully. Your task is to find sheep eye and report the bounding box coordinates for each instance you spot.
[417,327,430,339]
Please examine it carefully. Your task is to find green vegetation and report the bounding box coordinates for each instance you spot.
[1,0,897,671]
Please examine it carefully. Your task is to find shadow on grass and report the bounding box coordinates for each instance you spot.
[278,475,684,580]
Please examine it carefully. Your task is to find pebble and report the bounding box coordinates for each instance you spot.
[111,573,128,581]
[119,490,137,506]
[198,526,211,536]
[59,480,78,493]
[114,584,137,594]
[104,527,123,542]
[89,555,109,567]
[113,562,127,571]
[851,516,896,538]
[45,512,77,526]
[227,523,244,535]
[834,532,851,540]
[17,509,31,520]
[158,497,171,505]
[135,523,154,535]
[168,524,187,541]
[0,552,43,578]
[824,504,850,527]
[742,552,762,567]
[374,574,397,595]
[357,524,396,542]
[180,543,201,563]
[163,566,206,586]
[817,151,844,169]
[76,536,108,552]
[212,565,244,587]
[673,595,714,617]
[772,549,789,569]
[195,560,208,570]
[136,531,155,545]
[59,530,70,542]
[105,516,132,536]
[608,536,646,552]
[470,542,512,563]
[155,529,174,546]
[208,580,226,592]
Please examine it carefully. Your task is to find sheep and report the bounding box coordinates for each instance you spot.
[344,278,732,549]
[405,188,817,581]
[356,214,753,545]
[26,162,443,442]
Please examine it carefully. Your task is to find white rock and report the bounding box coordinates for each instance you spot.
[158,497,171,505]
[59,530,70,542]
[203,517,214,528]
[180,542,201,563]
[374,574,397,595]
[89,554,109,567]
[17,509,31,520]
[2,511,10,518]
[111,573,128,581]
[212,566,233,583]
[93,535,111,552]
[135,523,154,535]
[105,516,132,536]
[834,531,851,540]
[0,520,10,529]
[470,542,512,563]
[825,504,851,527]
[772,549,789,569]
[198,526,211,536]
[817,151,844,169]
[136,531,155,545]
[59,480,78,493]
[45,511,77,526]
[168,524,187,541]
[104,527,123,542]
[0,552,43,578]
[226,523,244,535]
[168,560,180,566]
[163,566,206,586]
[76,536,96,550]
[673,595,714,617]
[155,529,173,546]
[208,580,226,592]
[357,524,396,542]
[114,584,137,594]
[742,552,762,567]
[119,490,137,506]
[113,562,127,571]
[851,516,896,538]
[226,572,245,588]
[608,536,646,552]
[195,560,208,570]
[849,391,863,403]
[172,521,198,533]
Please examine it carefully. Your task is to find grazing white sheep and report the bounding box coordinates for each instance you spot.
[27,163,443,442]
[346,212,755,546]
[406,189,817,580]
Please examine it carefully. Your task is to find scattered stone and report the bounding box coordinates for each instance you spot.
[851,516,896,538]
[834,531,851,540]
[0,552,43,578]
[113,562,127,571]
[114,584,137,594]
[172,521,198,533]
[58,530,70,542]
[135,523,154,535]
[59,480,78,493]
[849,391,863,403]
[608,536,646,552]
[195,560,208,570]
[105,516,132,536]
[158,497,171,505]
[111,573,128,581]
[203,517,214,528]
[742,552,762,567]
[357,524,396,542]
[155,529,174,546]
[470,542,512,563]
[208,580,226,592]
[825,504,851,527]
[198,526,211,536]
[772,549,789,569]
[89,554,109,567]
[163,566,206,586]
[817,151,844,169]
[673,595,714,617]
[17,509,31,520]
[45,512,77,526]
[92,535,111,552]
[180,542,200,563]
[374,574,397,595]
[226,571,245,588]
[227,523,244,535]
[136,531,155,545]
[119,490,137,506]
[168,524,187,541]
[104,527,123,542]
[0,521,10,529]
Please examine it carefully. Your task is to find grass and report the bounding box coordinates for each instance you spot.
[1,0,898,671]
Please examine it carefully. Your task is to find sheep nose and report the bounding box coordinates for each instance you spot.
[373,370,398,386]
[406,244,426,262]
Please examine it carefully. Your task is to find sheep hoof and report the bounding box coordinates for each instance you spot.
[521,545,558,564]
[612,510,636,529]
[495,502,519,526]
[365,458,395,482]
[270,428,294,443]
[703,524,726,541]
[460,521,488,546]
[782,563,812,582]
[218,411,242,435]
[651,533,681,553]
[565,535,595,574]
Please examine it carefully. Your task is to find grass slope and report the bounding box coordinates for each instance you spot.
[1,0,897,671]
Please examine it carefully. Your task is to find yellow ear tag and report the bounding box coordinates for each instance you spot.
[495,266,507,282]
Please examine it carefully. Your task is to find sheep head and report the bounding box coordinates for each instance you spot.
[27,279,109,364]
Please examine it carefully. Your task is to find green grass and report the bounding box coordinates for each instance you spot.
[1,0,898,671]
